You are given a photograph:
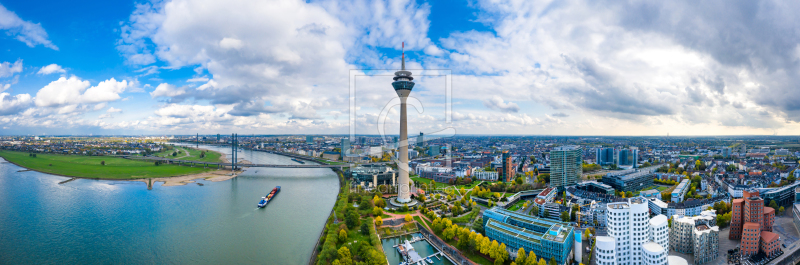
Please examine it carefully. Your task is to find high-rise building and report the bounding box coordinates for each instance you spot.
[550,145,582,190]
[427,145,440,157]
[501,150,514,182]
[306,135,314,144]
[729,190,775,257]
[340,138,350,157]
[596,148,615,165]
[616,147,639,167]
[596,197,669,265]
[417,132,423,146]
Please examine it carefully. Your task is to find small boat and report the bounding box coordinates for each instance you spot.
[425,257,433,263]
[291,158,305,164]
[257,186,281,208]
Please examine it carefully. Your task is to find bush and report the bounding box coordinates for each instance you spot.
[101,161,105,166]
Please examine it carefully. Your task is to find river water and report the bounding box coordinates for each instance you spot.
[0,144,339,264]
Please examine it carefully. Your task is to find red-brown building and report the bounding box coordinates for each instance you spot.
[760,231,780,256]
[730,190,780,257]
[763,207,775,232]
[741,222,762,256]
[730,198,744,240]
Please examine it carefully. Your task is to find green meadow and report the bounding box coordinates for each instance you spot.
[0,150,212,179]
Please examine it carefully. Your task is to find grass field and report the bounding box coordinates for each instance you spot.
[0,150,213,179]
[154,146,222,163]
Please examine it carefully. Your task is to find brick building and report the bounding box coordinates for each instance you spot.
[728,190,777,257]
[760,231,780,257]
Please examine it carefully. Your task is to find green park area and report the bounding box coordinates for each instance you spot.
[0,150,213,179]
[153,146,223,163]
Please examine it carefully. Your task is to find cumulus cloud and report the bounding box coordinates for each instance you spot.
[0,59,23,78]
[107,107,122,113]
[0,92,33,115]
[34,76,129,107]
[483,96,519,113]
[37,64,65,75]
[0,4,58,50]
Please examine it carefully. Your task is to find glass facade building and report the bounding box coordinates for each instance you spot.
[483,207,575,265]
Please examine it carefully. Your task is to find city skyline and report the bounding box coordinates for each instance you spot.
[2,0,800,136]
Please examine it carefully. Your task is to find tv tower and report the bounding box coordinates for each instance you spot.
[393,42,415,203]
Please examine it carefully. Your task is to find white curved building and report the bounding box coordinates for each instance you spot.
[643,242,668,265]
[607,197,650,265]
[649,215,669,251]
[595,236,617,265]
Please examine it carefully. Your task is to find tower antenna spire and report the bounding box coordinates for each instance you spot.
[401,42,405,70]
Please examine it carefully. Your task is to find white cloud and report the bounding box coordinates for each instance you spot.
[34,76,129,107]
[482,96,520,113]
[107,107,122,113]
[37,64,65,75]
[93,102,107,110]
[150,83,186,98]
[0,92,33,115]
[219,37,243,50]
[0,59,23,78]
[0,4,58,50]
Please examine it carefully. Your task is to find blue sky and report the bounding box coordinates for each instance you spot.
[1,0,799,136]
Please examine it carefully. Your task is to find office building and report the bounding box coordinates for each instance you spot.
[617,148,639,168]
[306,135,314,144]
[550,145,582,190]
[670,211,719,265]
[730,190,774,241]
[601,167,657,193]
[349,165,396,187]
[483,207,575,265]
[417,132,423,146]
[427,145,440,157]
[341,138,350,157]
[596,197,670,265]
[729,190,777,257]
[597,148,615,165]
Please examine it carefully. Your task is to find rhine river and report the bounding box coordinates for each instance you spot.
[0,144,339,264]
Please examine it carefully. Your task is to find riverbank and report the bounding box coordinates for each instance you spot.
[0,150,213,180]
[131,169,240,186]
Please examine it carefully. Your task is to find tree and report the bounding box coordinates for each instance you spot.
[517,248,527,265]
[360,222,370,236]
[550,257,556,265]
[375,216,383,226]
[373,195,386,208]
[337,246,353,265]
[527,251,537,265]
[404,214,412,222]
[769,200,779,212]
[339,229,348,242]
[780,206,786,215]
[625,191,633,198]
[101,160,105,166]
[372,207,382,216]
[172,151,177,156]
[401,203,409,212]
[538,258,547,265]
[345,210,360,229]
[560,211,570,222]
[200,151,206,158]
[359,198,372,211]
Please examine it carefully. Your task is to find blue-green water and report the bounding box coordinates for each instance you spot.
[381,233,455,265]
[0,145,339,264]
